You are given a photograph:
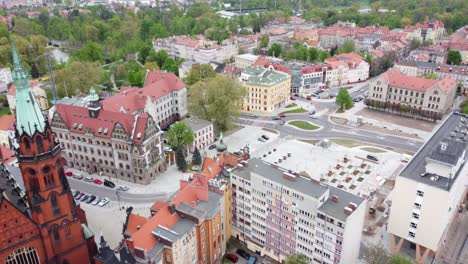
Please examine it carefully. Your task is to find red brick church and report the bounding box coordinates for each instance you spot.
[0,41,97,263]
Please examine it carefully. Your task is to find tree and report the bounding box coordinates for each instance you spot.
[30,63,40,78]
[337,39,356,54]
[165,121,194,150]
[127,69,144,87]
[284,253,308,264]
[260,34,269,49]
[410,38,421,50]
[335,89,353,110]
[54,61,101,97]
[143,62,160,72]
[162,58,179,75]
[189,75,246,132]
[154,50,169,68]
[389,255,412,264]
[79,41,104,63]
[175,147,188,171]
[183,64,216,86]
[0,23,9,39]
[447,50,462,65]
[363,245,390,264]
[423,73,438,79]
[268,43,282,57]
[192,147,202,166]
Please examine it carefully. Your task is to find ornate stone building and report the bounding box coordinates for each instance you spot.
[0,41,96,264]
[51,88,166,184]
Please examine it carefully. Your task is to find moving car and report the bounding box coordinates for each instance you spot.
[84,176,93,182]
[279,120,285,125]
[118,185,129,191]
[271,116,281,120]
[261,135,269,140]
[73,174,84,180]
[225,253,238,263]
[278,114,286,118]
[290,97,296,100]
[65,171,73,177]
[98,197,110,207]
[93,179,103,185]
[367,155,379,162]
[236,249,250,260]
[310,114,318,119]
[104,179,115,188]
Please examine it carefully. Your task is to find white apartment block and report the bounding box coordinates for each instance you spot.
[153,36,239,64]
[324,53,370,87]
[230,158,366,264]
[388,112,468,264]
[183,116,214,152]
[234,54,259,69]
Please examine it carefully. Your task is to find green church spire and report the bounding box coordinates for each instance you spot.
[10,39,46,136]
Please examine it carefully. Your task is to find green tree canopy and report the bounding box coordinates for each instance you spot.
[336,88,353,110]
[447,50,462,65]
[337,39,356,54]
[183,64,216,86]
[162,58,179,75]
[165,121,194,150]
[54,61,101,97]
[260,34,269,49]
[269,43,282,57]
[284,253,308,264]
[188,75,246,132]
[175,147,188,171]
[192,147,202,166]
[78,41,104,63]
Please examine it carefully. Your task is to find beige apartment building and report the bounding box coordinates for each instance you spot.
[240,66,291,113]
[51,88,166,185]
[367,68,456,119]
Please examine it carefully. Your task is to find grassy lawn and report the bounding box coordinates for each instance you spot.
[288,121,320,130]
[336,108,345,113]
[361,147,387,153]
[0,107,11,117]
[331,138,363,147]
[280,108,306,114]
[285,103,297,108]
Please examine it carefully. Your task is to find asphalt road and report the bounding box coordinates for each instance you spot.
[69,177,170,204]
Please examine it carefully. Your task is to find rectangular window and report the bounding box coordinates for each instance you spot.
[410,222,417,229]
[412,213,420,219]
[408,231,416,238]
[416,190,424,197]
[414,203,421,209]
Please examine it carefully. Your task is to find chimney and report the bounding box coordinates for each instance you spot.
[236,163,244,170]
[168,201,176,215]
[241,160,248,167]
[344,207,353,215]
[348,202,357,210]
[136,225,141,230]
[331,195,339,203]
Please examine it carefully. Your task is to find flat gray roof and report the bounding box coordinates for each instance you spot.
[318,187,365,221]
[177,202,206,219]
[152,225,179,242]
[197,190,222,219]
[400,112,468,190]
[233,158,328,199]
[171,218,196,236]
[183,116,212,132]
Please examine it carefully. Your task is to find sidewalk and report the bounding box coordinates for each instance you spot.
[331,103,432,139]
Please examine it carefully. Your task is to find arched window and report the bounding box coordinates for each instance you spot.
[51,225,60,241]
[6,247,40,264]
[36,136,44,153]
[23,138,31,150]
[62,221,71,238]
[433,90,439,95]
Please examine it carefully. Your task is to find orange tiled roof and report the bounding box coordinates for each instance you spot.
[382,68,456,93]
[0,115,15,131]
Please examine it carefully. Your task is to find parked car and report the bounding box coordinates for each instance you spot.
[306,96,312,100]
[73,174,84,180]
[261,135,269,140]
[73,190,80,197]
[352,97,360,102]
[86,195,96,204]
[279,120,285,125]
[104,179,115,188]
[272,116,281,120]
[92,197,101,206]
[225,253,238,263]
[75,192,84,200]
[293,93,299,97]
[310,114,318,119]
[93,179,103,185]
[80,194,89,202]
[98,197,110,207]
[208,144,216,150]
[258,137,266,142]
[84,176,93,182]
[248,256,257,264]
[367,155,379,162]
[236,249,250,260]
[65,171,73,177]
[290,97,296,100]
[278,114,286,118]
[118,185,129,191]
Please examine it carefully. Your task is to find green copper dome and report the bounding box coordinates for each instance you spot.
[11,39,45,136]
[88,87,99,102]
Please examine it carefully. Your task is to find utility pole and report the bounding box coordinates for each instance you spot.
[45,52,58,104]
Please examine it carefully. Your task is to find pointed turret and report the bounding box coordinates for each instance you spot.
[11,39,45,136]
[88,87,101,118]
[216,132,227,153]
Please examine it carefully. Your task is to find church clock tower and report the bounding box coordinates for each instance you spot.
[11,40,95,264]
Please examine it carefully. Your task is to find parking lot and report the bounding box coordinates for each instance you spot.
[224,238,278,264]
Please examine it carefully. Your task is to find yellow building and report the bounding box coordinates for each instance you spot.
[240,66,291,113]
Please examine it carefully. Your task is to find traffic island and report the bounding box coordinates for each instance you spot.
[287,120,320,130]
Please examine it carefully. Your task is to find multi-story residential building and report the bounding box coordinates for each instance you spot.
[0,114,14,148]
[118,154,238,264]
[230,158,366,263]
[387,111,468,264]
[6,80,49,112]
[240,66,291,113]
[101,70,188,129]
[183,116,214,152]
[366,68,457,119]
[153,35,239,64]
[404,20,446,43]
[408,44,447,64]
[51,88,166,184]
[395,60,467,85]
[449,26,468,64]
[234,54,259,69]
[0,67,12,84]
[324,53,370,87]
[269,61,327,94]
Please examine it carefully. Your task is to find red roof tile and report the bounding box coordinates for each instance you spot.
[382,68,456,93]
[0,145,15,164]
[0,115,15,131]
[126,214,148,237]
